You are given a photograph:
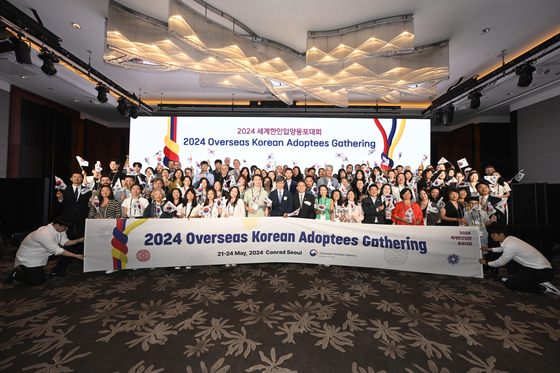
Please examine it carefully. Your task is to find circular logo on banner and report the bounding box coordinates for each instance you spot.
[98,226,114,240]
[384,247,408,266]
[447,253,460,265]
[136,249,151,262]
[310,249,318,257]
[188,252,210,266]
[241,217,259,231]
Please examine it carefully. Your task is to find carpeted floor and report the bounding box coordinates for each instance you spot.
[1,245,559,373]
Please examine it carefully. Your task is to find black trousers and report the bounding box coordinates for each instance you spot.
[14,265,47,286]
[503,265,554,293]
[51,242,83,274]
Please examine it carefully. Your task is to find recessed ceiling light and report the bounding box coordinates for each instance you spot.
[20,75,29,79]
[400,94,405,97]
[507,92,515,96]
[75,99,80,102]
[72,23,81,29]
[480,28,490,35]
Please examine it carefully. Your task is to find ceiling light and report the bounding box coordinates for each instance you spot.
[480,28,490,35]
[72,23,81,29]
[117,98,130,117]
[129,105,139,119]
[20,75,29,79]
[468,90,482,109]
[432,111,443,126]
[0,37,32,64]
[442,104,454,125]
[74,99,80,102]
[95,85,109,103]
[38,49,59,76]
[515,62,536,87]
[507,92,515,95]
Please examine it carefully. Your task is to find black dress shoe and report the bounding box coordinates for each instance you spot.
[2,269,18,285]
[50,272,69,279]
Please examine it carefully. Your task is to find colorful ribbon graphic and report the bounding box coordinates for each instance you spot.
[110,219,148,270]
[374,118,407,170]
[163,116,180,168]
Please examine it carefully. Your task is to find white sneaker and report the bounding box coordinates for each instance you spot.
[540,282,560,296]
[105,269,119,274]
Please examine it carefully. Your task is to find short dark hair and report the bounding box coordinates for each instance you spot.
[53,216,72,227]
[368,183,378,190]
[201,160,208,165]
[215,159,222,164]
[487,224,509,236]
[133,162,142,168]
[109,159,120,165]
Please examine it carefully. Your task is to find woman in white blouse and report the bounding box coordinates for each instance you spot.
[177,188,200,219]
[122,184,149,218]
[220,186,246,218]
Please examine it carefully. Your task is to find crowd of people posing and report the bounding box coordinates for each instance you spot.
[75,157,511,247]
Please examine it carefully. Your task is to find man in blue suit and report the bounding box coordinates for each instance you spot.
[269,176,293,217]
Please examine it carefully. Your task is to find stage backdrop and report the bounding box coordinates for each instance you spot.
[129,117,430,172]
[84,218,482,278]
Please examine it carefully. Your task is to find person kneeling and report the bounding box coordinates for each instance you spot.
[479,225,559,295]
[3,217,85,286]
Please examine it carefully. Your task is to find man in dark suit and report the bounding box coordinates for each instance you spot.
[51,172,91,277]
[269,176,293,217]
[362,184,385,224]
[292,181,316,219]
[283,168,298,195]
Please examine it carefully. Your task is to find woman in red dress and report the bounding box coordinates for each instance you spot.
[391,188,424,226]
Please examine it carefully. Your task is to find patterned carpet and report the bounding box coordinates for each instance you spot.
[1,248,559,373]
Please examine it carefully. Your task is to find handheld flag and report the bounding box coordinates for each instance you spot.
[144,157,150,166]
[438,157,449,165]
[196,186,203,196]
[513,169,524,182]
[422,154,429,163]
[335,152,343,158]
[80,183,92,194]
[427,202,439,214]
[495,199,507,214]
[208,148,216,155]
[163,201,177,213]
[457,158,469,168]
[314,204,326,211]
[156,205,163,218]
[484,175,498,184]
[263,196,273,207]
[405,207,415,223]
[200,206,211,216]
[215,197,226,208]
[446,177,458,186]
[126,166,137,176]
[486,201,496,216]
[398,152,402,160]
[457,181,468,188]
[76,156,89,168]
[287,208,300,217]
[432,179,444,187]
[55,176,67,190]
[95,161,103,172]
[342,156,349,162]
[92,196,100,211]
[267,154,274,161]
[367,148,376,156]
[312,183,318,197]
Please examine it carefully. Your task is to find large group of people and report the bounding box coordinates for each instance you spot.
[3,156,558,296]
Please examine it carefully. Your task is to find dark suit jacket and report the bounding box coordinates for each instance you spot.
[269,189,293,216]
[57,185,92,238]
[361,196,385,224]
[284,180,298,195]
[292,192,316,219]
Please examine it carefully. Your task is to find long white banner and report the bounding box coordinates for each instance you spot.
[84,218,482,278]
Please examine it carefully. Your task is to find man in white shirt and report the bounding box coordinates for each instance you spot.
[479,225,558,295]
[3,217,85,286]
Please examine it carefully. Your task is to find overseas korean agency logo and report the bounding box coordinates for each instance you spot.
[309,249,318,257]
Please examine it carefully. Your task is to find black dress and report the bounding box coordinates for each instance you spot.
[441,201,465,226]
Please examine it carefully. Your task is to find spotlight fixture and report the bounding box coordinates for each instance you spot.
[480,28,490,35]
[516,62,536,87]
[0,37,32,64]
[71,23,81,29]
[442,104,454,126]
[38,49,59,76]
[432,111,443,126]
[468,90,483,109]
[95,85,109,103]
[117,98,130,118]
[129,105,139,119]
